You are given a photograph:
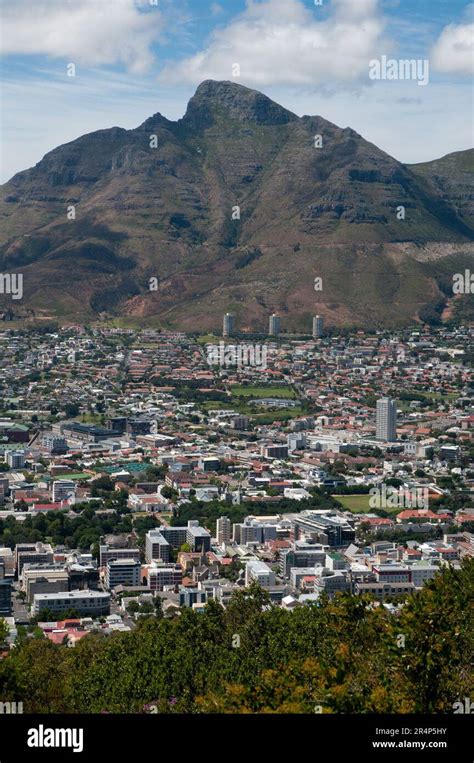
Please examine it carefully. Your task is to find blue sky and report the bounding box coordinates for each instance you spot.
[1,0,473,182]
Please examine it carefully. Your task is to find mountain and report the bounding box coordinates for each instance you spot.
[410,149,474,230]
[0,80,473,330]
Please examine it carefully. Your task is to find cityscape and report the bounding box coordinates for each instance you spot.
[0,320,472,719]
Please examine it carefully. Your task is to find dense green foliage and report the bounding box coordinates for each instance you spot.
[0,561,472,714]
[0,618,8,645]
[171,493,339,533]
[0,509,160,556]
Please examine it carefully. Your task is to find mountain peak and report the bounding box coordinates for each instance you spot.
[181,79,298,128]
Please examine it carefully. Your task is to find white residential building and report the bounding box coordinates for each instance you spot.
[245,560,275,587]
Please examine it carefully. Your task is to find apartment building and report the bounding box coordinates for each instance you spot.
[216,516,231,545]
[147,564,183,591]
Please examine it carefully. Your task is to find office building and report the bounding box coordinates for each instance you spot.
[106,417,128,433]
[33,590,111,617]
[0,547,14,577]
[325,552,349,572]
[315,570,350,595]
[231,416,250,431]
[223,313,235,337]
[409,563,439,588]
[292,512,355,548]
[354,581,415,599]
[245,560,275,587]
[106,558,141,589]
[269,313,281,336]
[262,444,289,460]
[198,456,220,472]
[179,588,207,608]
[376,397,397,442]
[52,479,76,503]
[0,562,12,616]
[312,315,324,339]
[233,517,279,545]
[0,579,12,616]
[16,543,54,578]
[373,564,411,583]
[440,445,460,462]
[287,433,306,452]
[99,545,141,568]
[290,567,319,589]
[0,478,8,504]
[41,435,68,455]
[146,522,211,562]
[23,566,69,605]
[145,530,171,564]
[6,451,25,469]
[280,546,327,577]
[185,522,212,553]
[61,422,122,443]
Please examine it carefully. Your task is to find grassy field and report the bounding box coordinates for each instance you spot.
[334,494,403,514]
[53,472,92,481]
[333,494,373,513]
[197,334,220,345]
[253,408,304,423]
[231,385,297,399]
[78,414,104,424]
[420,392,458,401]
[200,399,304,424]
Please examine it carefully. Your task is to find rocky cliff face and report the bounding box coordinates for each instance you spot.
[0,80,472,329]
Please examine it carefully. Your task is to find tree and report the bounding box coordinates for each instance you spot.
[161,486,178,501]
[0,564,472,714]
[0,617,8,644]
[65,403,80,417]
[126,601,140,615]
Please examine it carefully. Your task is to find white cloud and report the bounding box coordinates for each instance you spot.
[161,0,388,87]
[210,2,224,15]
[0,66,193,183]
[431,21,474,75]
[274,81,474,164]
[0,0,163,73]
